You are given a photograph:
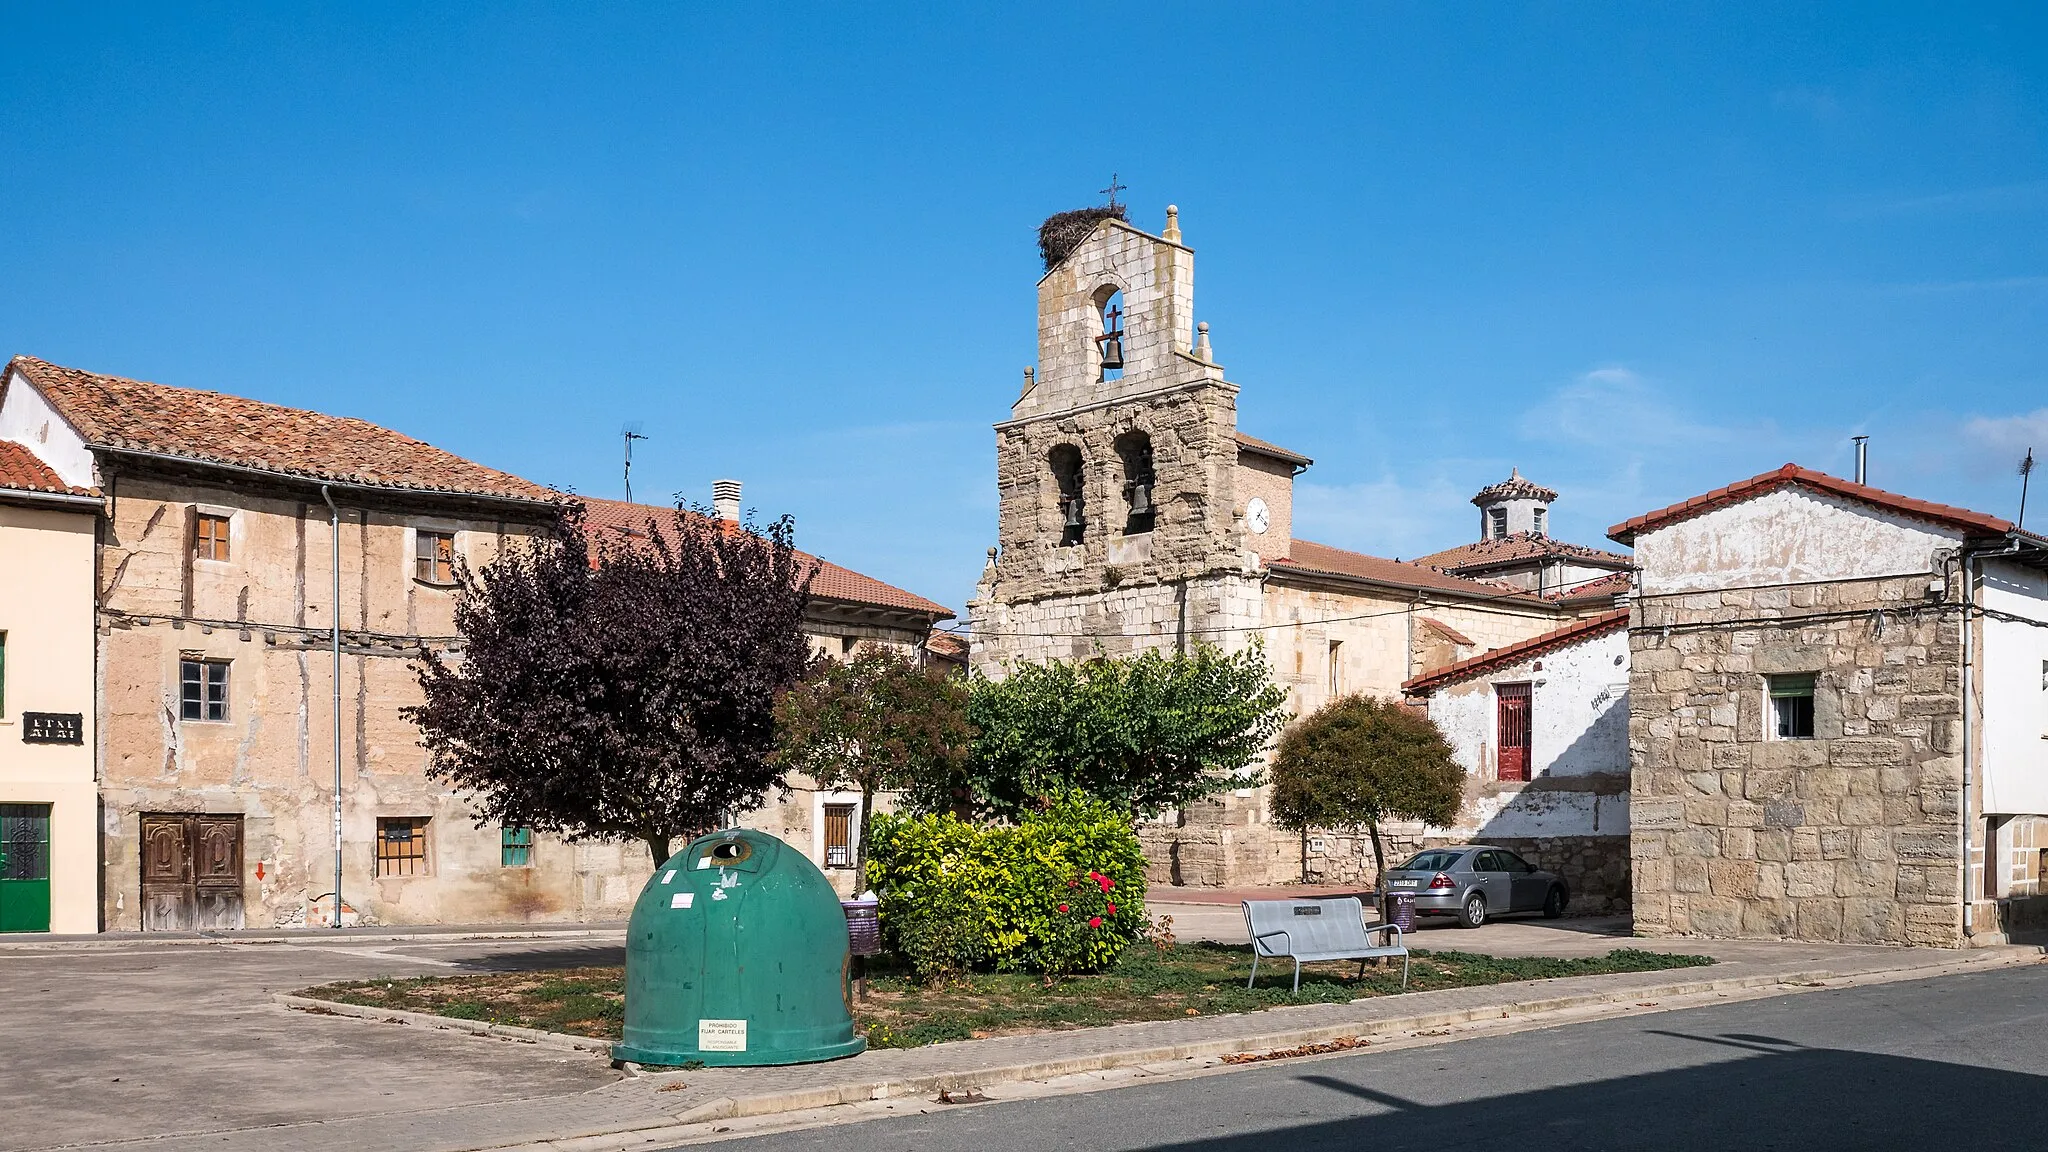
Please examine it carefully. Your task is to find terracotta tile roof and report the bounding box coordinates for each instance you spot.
[1234,431,1313,468]
[923,631,970,664]
[0,440,97,498]
[577,497,955,621]
[1472,468,1557,506]
[1403,609,1630,695]
[1548,571,1634,606]
[1608,463,2013,546]
[5,356,560,505]
[1413,532,1633,573]
[1270,539,1553,606]
[1418,617,1474,647]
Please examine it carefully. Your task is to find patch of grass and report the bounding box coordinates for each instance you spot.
[297,946,1711,1050]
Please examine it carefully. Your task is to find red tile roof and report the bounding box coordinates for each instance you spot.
[5,356,560,505]
[0,441,96,498]
[1271,539,1552,605]
[1548,571,1634,606]
[1608,463,2013,546]
[1234,432,1313,468]
[1418,617,1475,647]
[577,497,955,620]
[1413,532,1633,573]
[923,631,970,664]
[1403,609,1630,695]
[1472,468,1557,505]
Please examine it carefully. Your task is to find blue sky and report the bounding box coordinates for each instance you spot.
[4,4,2045,617]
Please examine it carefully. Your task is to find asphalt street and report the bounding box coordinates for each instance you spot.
[697,964,2048,1152]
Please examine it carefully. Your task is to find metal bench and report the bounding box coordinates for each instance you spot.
[1242,897,1408,993]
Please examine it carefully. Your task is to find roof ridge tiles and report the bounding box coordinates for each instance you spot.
[1608,462,2012,544]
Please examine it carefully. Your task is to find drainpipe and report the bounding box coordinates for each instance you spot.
[319,485,344,929]
[1958,549,1977,940]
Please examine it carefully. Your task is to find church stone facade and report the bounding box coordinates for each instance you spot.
[970,207,1625,887]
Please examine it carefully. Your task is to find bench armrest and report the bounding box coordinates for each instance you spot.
[1362,921,1405,949]
[1250,927,1293,954]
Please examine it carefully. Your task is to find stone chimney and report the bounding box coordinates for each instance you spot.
[712,479,742,522]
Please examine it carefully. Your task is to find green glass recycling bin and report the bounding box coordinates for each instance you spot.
[612,828,865,1067]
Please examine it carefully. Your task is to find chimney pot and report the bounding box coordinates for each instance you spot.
[712,479,743,522]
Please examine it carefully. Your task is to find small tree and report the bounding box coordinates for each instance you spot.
[968,643,1291,820]
[772,646,973,883]
[408,504,814,865]
[1270,695,1463,900]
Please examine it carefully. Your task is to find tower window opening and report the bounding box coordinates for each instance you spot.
[1114,430,1155,535]
[1095,287,1126,381]
[1488,507,1508,540]
[1050,444,1086,547]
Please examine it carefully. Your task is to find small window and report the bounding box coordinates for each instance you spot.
[1489,508,1508,539]
[179,659,229,722]
[415,530,456,583]
[840,635,858,657]
[501,826,532,868]
[1770,673,1816,739]
[823,804,855,868]
[194,513,230,562]
[1327,640,1343,695]
[1532,507,1546,537]
[377,817,430,876]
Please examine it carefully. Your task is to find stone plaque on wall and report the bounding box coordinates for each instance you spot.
[21,712,83,745]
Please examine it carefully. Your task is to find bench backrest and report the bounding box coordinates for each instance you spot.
[1242,897,1371,957]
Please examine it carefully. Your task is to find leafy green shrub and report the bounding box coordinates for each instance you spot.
[866,796,1148,978]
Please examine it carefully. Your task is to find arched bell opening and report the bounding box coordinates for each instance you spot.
[1113,430,1155,536]
[1091,284,1126,382]
[1049,443,1086,547]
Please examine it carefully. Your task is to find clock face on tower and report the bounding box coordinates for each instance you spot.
[1246,497,1271,536]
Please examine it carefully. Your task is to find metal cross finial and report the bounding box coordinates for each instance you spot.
[1100,173,1126,208]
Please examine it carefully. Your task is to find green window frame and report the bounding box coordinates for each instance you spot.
[501,826,532,867]
[1769,673,1816,740]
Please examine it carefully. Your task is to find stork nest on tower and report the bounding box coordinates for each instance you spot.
[1038,205,1127,271]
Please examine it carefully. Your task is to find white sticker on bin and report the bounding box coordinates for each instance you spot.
[698,1019,746,1052]
[670,892,693,909]
[660,870,676,884]
[696,856,712,869]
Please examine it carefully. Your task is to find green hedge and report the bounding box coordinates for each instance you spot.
[865,797,1149,979]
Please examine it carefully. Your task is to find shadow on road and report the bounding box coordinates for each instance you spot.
[1147,1030,2048,1151]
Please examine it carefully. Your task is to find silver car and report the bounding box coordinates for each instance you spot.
[1380,845,1569,928]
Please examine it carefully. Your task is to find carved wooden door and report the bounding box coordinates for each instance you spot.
[141,814,245,931]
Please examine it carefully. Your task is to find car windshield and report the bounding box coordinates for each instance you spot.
[1397,850,1466,873]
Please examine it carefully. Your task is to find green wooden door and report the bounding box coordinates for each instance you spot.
[0,804,52,933]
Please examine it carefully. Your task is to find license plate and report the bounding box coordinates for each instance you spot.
[1392,879,1420,888]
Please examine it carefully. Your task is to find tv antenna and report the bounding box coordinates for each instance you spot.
[2020,448,2036,531]
[622,422,649,503]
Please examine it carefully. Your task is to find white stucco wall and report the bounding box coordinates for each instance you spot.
[1634,487,1960,596]
[1423,627,1631,838]
[1981,557,2048,816]
[0,372,95,489]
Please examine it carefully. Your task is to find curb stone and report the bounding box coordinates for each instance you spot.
[276,993,614,1054]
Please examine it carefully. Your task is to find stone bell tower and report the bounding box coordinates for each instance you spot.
[970,204,1263,671]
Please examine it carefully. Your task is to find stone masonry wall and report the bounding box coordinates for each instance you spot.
[1629,574,1965,946]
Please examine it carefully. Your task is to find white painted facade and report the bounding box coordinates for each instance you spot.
[1981,557,2048,816]
[1420,626,1631,841]
[0,372,94,489]
[1634,487,1961,595]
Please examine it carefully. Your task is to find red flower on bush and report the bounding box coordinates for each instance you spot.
[1105,903,1117,915]
[1088,916,1103,928]
[1091,871,1114,893]
[1058,903,1069,913]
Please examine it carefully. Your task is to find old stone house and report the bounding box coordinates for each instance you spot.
[0,442,100,933]
[1401,610,1633,912]
[967,205,1624,888]
[0,355,954,930]
[1612,463,2048,947]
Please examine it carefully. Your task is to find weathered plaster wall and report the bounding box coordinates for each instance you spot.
[1634,488,1960,596]
[0,374,94,488]
[1980,557,2048,816]
[1428,629,1630,784]
[0,501,101,932]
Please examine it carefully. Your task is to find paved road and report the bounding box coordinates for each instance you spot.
[697,964,2048,1152]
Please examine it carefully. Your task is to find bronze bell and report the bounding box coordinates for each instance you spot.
[1128,480,1152,516]
[1098,332,1125,371]
[1061,495,1086,529]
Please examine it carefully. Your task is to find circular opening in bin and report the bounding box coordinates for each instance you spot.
[708,839,752,864]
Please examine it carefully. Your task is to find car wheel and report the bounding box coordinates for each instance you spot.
[1458,892,1486,929]
[1543,886,1567,919]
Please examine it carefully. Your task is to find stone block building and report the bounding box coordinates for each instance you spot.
[0,355,955,930]
[969,205,1627,887]
[1612,464,2048,946]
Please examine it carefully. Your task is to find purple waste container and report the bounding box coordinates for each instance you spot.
[1388,892,1416,934]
